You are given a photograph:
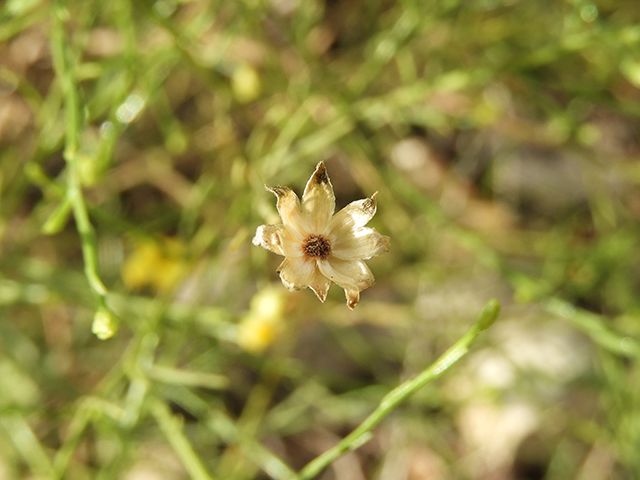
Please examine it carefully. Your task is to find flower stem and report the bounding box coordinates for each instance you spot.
[51,2,111,333]
[296,298,501,480]
[150,399,216,480]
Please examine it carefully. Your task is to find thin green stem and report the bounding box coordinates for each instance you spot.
[161,385,297,480]
[297,299,501,480]
[148,365,230,390]
[150,399,216,480]
[543,297,640,360]
[52,399,101,480]
[50,1,113,339]
[205,409,298,480]
[51,397,126,480]
[50,3,108,301]
[0,411,54,478]
[216,337,294,479]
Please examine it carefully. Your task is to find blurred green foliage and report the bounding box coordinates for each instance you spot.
[1,0,640,478]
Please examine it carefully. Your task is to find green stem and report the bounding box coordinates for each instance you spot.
[297,299,501,480]
[543,297,640,360]
[0,411,54,478]
[148,365,230,390]
[50,4,108,306]
[51,397,125,480]
[52,399,98,480]
[150,399,216,480]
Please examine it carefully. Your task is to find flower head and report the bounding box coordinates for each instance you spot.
[253,162,390,309]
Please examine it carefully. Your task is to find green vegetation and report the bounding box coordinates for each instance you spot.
[1,0,640,478]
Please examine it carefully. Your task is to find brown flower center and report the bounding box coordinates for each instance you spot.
[302,234,331,260]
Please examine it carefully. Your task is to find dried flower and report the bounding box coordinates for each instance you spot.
[253,162,390,309]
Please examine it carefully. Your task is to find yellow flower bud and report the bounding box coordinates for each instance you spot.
[92,307,119,340]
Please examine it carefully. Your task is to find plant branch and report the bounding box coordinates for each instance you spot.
[296,298,501,480]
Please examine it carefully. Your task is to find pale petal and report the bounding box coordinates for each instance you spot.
[317,258,374,293]
[331,227,390,260]
[252,224,303,258]
[266,185,308,240]
[325,192,378,238]
[318,258,374,309]
[302,162,335,232]
[277,257,317,291]
[309,268,331,303]
[252,224,285,256]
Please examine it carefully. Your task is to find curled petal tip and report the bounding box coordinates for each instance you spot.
[264,184,284,196]
[266,184,296,197]
[266,185,284,196]
[310,162,330,186]
[314,290,327,303]
[253,224,288,256]
[363,195,377,215]
[346,290,360,310]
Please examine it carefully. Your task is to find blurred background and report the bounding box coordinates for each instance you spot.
[1,0,640,478]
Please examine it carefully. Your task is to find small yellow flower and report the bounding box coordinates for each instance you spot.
[231,63,261,104]
[121,238,187,294]
[237,287,285,353]
[253,162,390,309]
[237,315,281,353]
